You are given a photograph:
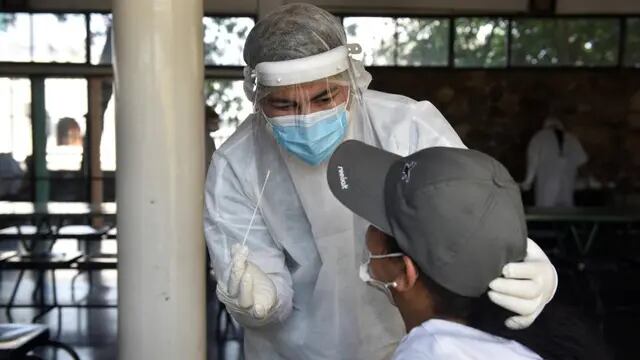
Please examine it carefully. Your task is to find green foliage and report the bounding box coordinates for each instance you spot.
[511,18,619,66]
[454,18,507,67]
[397,18,449,66]
[0,13,17,32]
[345,16,622,68]
[203,17,254,124]
[625,18,640,67]
[204,17,252,66]
[205,80,247,128]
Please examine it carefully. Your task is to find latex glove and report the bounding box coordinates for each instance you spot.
[488,239,557,330]
[217,244,277,323]
[520,181,532,192]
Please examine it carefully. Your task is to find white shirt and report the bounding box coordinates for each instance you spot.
[392,319,542,360]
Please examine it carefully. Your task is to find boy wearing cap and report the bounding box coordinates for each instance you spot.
[327,140,542,359]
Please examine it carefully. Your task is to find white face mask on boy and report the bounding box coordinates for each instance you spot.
[359,250,404,306]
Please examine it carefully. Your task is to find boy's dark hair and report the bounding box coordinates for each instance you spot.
[384,233,612,360]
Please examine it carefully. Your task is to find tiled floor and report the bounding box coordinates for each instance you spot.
[0,268,244,360]
[0,269,118,360]
[0,238,638,359]
[0,233,245,360]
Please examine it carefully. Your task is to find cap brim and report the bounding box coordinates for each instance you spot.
[327,140,400,234]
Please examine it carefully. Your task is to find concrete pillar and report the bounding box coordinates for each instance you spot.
[113,0,205,358]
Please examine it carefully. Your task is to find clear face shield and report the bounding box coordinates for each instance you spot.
[244,44,370,166]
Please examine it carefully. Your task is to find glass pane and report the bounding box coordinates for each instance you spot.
[0,78,32,201]
[455,18,507,68]
[203,17,255,66]
[100,80,116,172]
[90,13,112,65]
[32,14,87,63]
[99,78,115,201]
[397,18,449,66]
[205,80,253,148]
[344,17,396,66]
[625,18,640,67]
[511,18,619,66]
[45,78,88,171]
[0,13,31,62]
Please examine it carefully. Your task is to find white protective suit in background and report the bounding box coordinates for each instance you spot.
[523,120,588,207]
[205,4,557,360]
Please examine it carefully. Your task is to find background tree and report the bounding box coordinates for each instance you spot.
[625,18,640,67]
[511,18,619,66]
[203,17,254,127]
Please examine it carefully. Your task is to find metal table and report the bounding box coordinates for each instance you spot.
[526,207,640,256]
[0,201,117,223]
[0,203,118,323]
[526,207,640,322]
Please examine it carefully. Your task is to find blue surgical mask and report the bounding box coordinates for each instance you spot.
[266,103,348,166]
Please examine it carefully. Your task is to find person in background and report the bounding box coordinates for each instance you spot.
[0,153,24,200]
[56,117,83,146]
[328,140,611,360]
[522,117,588,207]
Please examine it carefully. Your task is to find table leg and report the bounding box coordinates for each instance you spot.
[570,222,600,257]
[6,269,25,322]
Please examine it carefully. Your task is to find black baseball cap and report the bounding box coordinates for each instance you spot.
[327,140,527,297]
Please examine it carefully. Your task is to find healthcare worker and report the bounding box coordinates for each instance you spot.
[522,117,588,207]
[204,4,557,359]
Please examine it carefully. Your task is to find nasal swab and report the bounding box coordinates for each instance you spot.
[242,170,271,247]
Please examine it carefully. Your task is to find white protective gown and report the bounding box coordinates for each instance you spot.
[525,128,588,207]
[205,89,466,359]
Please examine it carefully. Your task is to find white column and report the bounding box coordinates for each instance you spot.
[113,0,205,358]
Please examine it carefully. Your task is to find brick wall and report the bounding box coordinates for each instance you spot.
[368,68,640,197]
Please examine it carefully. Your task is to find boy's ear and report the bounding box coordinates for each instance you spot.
[394,256,420,292]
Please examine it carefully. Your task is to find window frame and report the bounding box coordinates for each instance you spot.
[339,13,640,70]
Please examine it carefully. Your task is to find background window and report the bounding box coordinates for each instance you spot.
[0,78,32,200]
[0,13,31,62]
[45,78,88,171]
[0,13,86,63]
[511,18,620,66]
[625,18,640,67]
[203,17,255,66]
[344,17,396,66]
[396,18,450,66]
[0,78,32,164]
[454,17,508,68]
[205,80,253,148]
[90,14,113,65]
[32,14,86,63]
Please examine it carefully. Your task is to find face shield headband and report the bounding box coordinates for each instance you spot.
[243,44,362,101]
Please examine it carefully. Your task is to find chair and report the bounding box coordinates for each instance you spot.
[57,225,112,291]
[2,251,83,322]
[56,225,103,255]
[70,254,118,300]
[0,323,80,360]
[0,226,52,255]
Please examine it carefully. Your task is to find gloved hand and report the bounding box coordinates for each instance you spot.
[520,181,532,192]
[487,239,557,330]
[216,244,277,323]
